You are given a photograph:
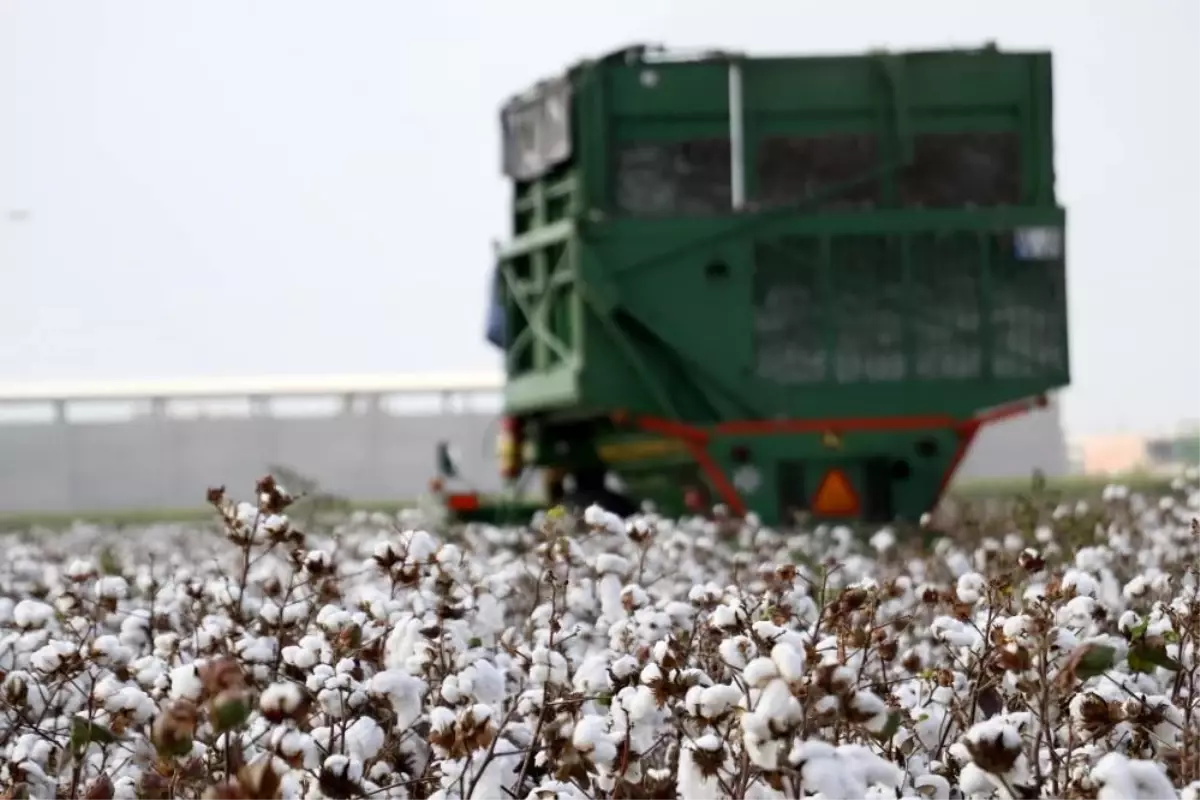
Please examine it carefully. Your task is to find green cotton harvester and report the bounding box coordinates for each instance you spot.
[450,43,1068,526]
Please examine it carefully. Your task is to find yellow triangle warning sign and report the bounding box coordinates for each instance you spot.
[812,468,860,516]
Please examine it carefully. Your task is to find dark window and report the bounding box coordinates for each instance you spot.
[757,135,880,211]
[899,133,1020,208]
[614,139,731,216]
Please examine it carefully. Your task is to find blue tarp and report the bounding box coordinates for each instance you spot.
[485,263,506,349]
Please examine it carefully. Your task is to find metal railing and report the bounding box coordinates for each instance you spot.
[0,372,507,424]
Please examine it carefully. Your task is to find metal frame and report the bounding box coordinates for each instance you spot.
[0,372,504,404]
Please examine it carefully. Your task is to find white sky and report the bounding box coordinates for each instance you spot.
[1,0,1197,437]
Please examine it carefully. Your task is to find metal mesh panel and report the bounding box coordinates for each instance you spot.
[900,133,1020,208]
[989,233,1067,378]
[752,237,825,384]
[614,139,732,215]
[757,135,881,211]
[829,236,906,383]
[910,233,984,380]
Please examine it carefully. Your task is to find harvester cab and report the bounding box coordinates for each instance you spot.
[466,43,1068,527]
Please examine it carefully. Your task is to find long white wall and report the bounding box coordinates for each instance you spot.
[0,374,1069,515]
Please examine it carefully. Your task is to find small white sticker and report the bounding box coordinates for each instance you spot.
[1014,227,1063,260]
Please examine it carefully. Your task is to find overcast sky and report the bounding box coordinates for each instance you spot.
[1,0,1197,437]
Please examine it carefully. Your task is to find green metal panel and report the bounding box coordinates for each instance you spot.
[578,209,1067,421]
[492,44,1068,523]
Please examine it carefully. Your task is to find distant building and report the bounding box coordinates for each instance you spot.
[1077,434,1153,475]
[1146,429,1200,470]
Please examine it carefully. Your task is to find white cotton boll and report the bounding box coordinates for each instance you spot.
[272,728,318,770]
[572,715,617,766]
[168,664,203,701]
[316,605,353,632]
[870,528,896,553]
[344,717,386,761]
[595,573,625,626]
[770,643,805,682]
[282,645,318,670]
[639,662,663,687]
[849,689,887,718]
[372,540,401,564]
[758,679,802,728]
[441,675,464,705]
[742,725,784,770]
[304,550,332,574]
[260,682,306,717]
[931,617,980,650]
[574,653,614,697]
[323,754,365,786]
[697,684,743,720]
[583,504,606,526]
[463,659,506,706]
[964,718,1023,756]
[958,763,999,797]
[688,583,723,605]
[368,670,426,729]
[13,600,54,629]
[400,529,439,564]
[1113,609,1142,633]
[677,735,727,800]
[1058,595,1096,628]
[914,775,951,799]
[594,554,630,576]
[1122,575,1151,602]
[1062,569,1099,598]
[1093,752,1177,800]
[718,636,756,669]
[835,743,904,792]
[955,572,986,605]
[743,657,779,688]
[237,636,277,664]
[1002,614,1035,643]
[65,559,97,581]
[579,505,624,534]
[531,647,569,686]
[30,643,68,674]
[10,734,54,767]
[610,655,638,680]
[710,603,744,629]
[943,551,973,578]
[784,741,902,799]
[306,664,335,694]
[95,575,129,600]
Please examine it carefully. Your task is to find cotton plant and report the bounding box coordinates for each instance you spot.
[0,471,1196,798]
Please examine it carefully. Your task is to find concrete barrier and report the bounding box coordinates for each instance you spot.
[0,411,504,513]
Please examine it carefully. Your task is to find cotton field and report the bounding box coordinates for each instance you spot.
[1,475,1200,799]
